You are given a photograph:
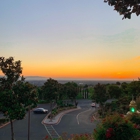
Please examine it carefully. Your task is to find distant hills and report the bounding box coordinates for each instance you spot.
[0,75,132,86]
[0,75,48,80]
[25,76,48,81]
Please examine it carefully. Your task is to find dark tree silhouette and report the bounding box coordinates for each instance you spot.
[104,0,140,19]
[0,57,38,140]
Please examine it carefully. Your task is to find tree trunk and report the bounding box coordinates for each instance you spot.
[49,101,52,122]
[10,119,15,140]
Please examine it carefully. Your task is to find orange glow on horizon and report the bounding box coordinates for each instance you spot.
[0,69,139,80]
[0,58,140,80]
[21,68,139,80]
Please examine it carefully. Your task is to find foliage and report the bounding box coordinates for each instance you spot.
[117,95,130,114]
[38,100,49,104]
[103,101,119,116]
[93,113,140,140]
[64,82,79,105]
[93,83,107,105]
[0,81,37,120]
[37,87,45,100]
[0,57,22,88]
[43,133,94,140]
[76,93,84,99]
[0,57,38,140]
[13,81,38,109]
[0,90,25,120]
[88,87,94,99]
[104,0,140,19]
[57,100,63,107]
[52,108,58,116]
[127,113,140,127]
[0,118,9,124]
[42,78,59,102]
[136,96,140,110]
[127,80,140,99]
[107,85,122,99]
[68,134,94,140]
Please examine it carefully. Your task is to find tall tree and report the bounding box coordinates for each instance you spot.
[42,78,59,120]
[65,82,79,105]
[93,83,107,106]
[104,0,140,19]
[57,83,66,100]
[42,78,59,103]
[108,84,122,99]
[0,57,38,140]
[127,80,140,99]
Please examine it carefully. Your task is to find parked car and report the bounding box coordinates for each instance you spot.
[33,108,48,114]
[91,103,96,107]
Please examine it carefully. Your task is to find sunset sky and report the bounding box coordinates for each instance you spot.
[1,0,140,80]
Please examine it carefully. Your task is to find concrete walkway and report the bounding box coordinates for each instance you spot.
[42,106,81,125]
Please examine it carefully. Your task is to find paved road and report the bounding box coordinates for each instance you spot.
[52,99,98,138]
[0,100,98,140]
[0,104,53,140]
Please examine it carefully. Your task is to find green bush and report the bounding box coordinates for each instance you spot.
[68,104,74,107]
[43,133,94,140]
[0,118,9,124]
[38,100,48,104]
[127,113,140,131]
[52,108,58,115]
[127,113,140,124]
[76,93,83,99]
[93,113,140,140]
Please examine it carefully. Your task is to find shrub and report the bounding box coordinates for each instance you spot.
[136,96,140,110]
[57,100,63,107]
[43,133,94,140]
[0,118,9,124]
[127,113,140,131]
[69,133,94,140]
[68,104,73,107]
[38,100,48,104]
[76,93,83,99]
[93,113,140,140]
[127,113,140,124]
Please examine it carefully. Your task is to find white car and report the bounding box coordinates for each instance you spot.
[91,103,96,107]
[33,108,48,114]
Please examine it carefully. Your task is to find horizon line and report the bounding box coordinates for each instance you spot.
[0,75,138,81]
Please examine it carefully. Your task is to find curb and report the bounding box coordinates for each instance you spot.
[42,107,81,125]
[0,121,10,129]
[0,119,16,129]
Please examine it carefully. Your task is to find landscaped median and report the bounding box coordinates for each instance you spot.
[42,106,81,125]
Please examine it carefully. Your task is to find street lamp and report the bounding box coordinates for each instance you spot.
[126,96,137,116]
[129,100,137,113]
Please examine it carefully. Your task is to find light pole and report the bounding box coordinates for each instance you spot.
[126,95,138,116]
[28,106,30,140]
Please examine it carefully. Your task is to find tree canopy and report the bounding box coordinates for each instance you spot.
[93,83,107,105]
[104,0,140,19]
[42,78,59,102]
[65,82,79,103]
[0,57,38,140]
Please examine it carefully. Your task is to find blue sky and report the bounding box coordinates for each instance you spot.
[0,0,140,80]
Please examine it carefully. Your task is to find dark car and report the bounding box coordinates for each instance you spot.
[33,108,48,114]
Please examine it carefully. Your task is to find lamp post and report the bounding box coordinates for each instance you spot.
[129,99,137,113]
[126,95,137,116]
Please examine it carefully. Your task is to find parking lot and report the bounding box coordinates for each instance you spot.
[0,104,51,140]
